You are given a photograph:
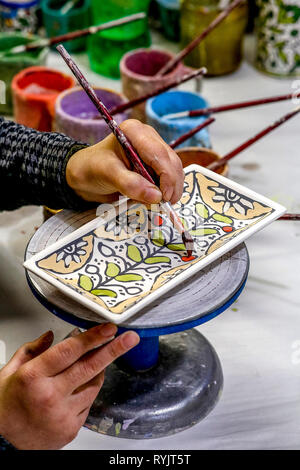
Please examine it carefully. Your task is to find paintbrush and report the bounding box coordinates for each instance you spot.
[0,12,146,56]
[169,117,215,149]
[207,106,300,172]
[60,0,81,15]
[109,67,207,116]
[278,214,300,221]
[156,0,244,77]
[163,92,300,119]
[57,45,194,256]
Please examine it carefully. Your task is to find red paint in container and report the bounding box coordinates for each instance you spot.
[120,48,186,122]
[12,66,75,131]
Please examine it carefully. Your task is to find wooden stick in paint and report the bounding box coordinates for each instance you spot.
[207,106,300,172]
[278,214,300,221]
[57,45,194,256]
[169,117,215,149]
[156,0,244,77]
[60,0,80,15]
[109,67,207,116]
[163,92,300,120]
[1,13,146,55]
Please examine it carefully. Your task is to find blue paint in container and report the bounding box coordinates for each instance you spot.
[146,90,211,149]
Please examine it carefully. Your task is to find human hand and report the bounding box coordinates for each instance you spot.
[0,324,139,450]
[66,119,184,205]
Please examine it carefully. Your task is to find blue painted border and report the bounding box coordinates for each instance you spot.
[26,271,247,337]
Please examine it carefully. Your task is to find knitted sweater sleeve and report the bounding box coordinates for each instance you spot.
[0,117,91,211]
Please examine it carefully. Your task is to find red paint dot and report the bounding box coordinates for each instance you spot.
[154,215,163,226]
[222,226,233,232]
[182,255,196,262]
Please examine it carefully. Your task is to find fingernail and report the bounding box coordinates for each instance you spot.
[101,323,118,337]
[122,332,140,349]
[144,187,162,204]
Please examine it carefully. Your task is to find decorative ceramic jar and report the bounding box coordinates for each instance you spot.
[255,0,300,76]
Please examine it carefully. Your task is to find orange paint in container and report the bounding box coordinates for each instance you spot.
[12,66,75,131]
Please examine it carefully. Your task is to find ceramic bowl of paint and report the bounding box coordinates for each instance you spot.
[0,33,49,116]
[54,86,130,145]
[41,0,92,52]
[12,66,75,132]
[176,147,228,176]
[120,48,186,122]
[146,90,211,149]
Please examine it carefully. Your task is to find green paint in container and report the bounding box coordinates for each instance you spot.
[0,33,48,116]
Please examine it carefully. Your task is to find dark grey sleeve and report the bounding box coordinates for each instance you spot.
[0,117,92,211]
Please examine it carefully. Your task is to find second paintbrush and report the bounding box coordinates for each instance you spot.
[57,45,194,256]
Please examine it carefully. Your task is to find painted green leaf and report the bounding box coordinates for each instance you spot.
[190,228,217,236]
[167,243,186,251]
[145,256,171,264]
[79,275,93,291]
[180,217,189,229]
[278,49,288,64]
[195,203,209,219]
[212,213,233,224]
[105,262,120,278]
[152,230,165,246]
[91,289,117,298]
[115,274,144,282]
[127,245,142,262]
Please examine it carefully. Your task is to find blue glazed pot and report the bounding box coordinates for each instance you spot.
[146,90,211,149]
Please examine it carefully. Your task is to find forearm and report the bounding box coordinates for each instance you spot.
[0,118,90,211]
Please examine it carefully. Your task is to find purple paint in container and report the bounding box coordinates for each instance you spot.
[54,86,129,145]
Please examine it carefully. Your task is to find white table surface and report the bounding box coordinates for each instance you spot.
[0,33,299,450]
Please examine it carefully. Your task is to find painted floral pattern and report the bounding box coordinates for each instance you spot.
[36,169,275,316]
[256,0,300,76]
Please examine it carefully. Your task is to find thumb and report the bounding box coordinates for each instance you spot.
[2,331,54,377]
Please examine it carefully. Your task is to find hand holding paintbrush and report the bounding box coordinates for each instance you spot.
[57,45,194,256]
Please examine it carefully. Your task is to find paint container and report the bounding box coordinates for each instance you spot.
[41,0,91,52]
[54,86,130,145]
[0,33,48,116]
[180,0,248,76]
[176,147,228,176]
[255,0,300,77]
[120,48,187,122]
[12,66,75,132]
[155,0,180,41]
[88,0,151,78]
[146,90,211,149]
[0,0,39,33]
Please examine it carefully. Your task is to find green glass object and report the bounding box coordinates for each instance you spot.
[0,33,48,115]
[180,0,248,76]
[88,0,151,78]
[41,0,92,52]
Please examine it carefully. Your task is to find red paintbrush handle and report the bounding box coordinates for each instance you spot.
[57,45,156,185]
[169,117,215,149]
[156,0,244,77]
[207,106,300,171]
[110,67,207,115]
[278,213,300,220]
[188,93,297,117]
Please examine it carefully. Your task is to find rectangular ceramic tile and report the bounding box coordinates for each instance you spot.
[24,164,286,324]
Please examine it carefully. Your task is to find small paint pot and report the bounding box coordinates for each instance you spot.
[120,48,186,122]
[12,66,75,132]
[176,147,228,176]
[155,0,180,41]
[54,86,130,145]
[0,33,48,115]
[41,0,91,52]
[146,90,211,149]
